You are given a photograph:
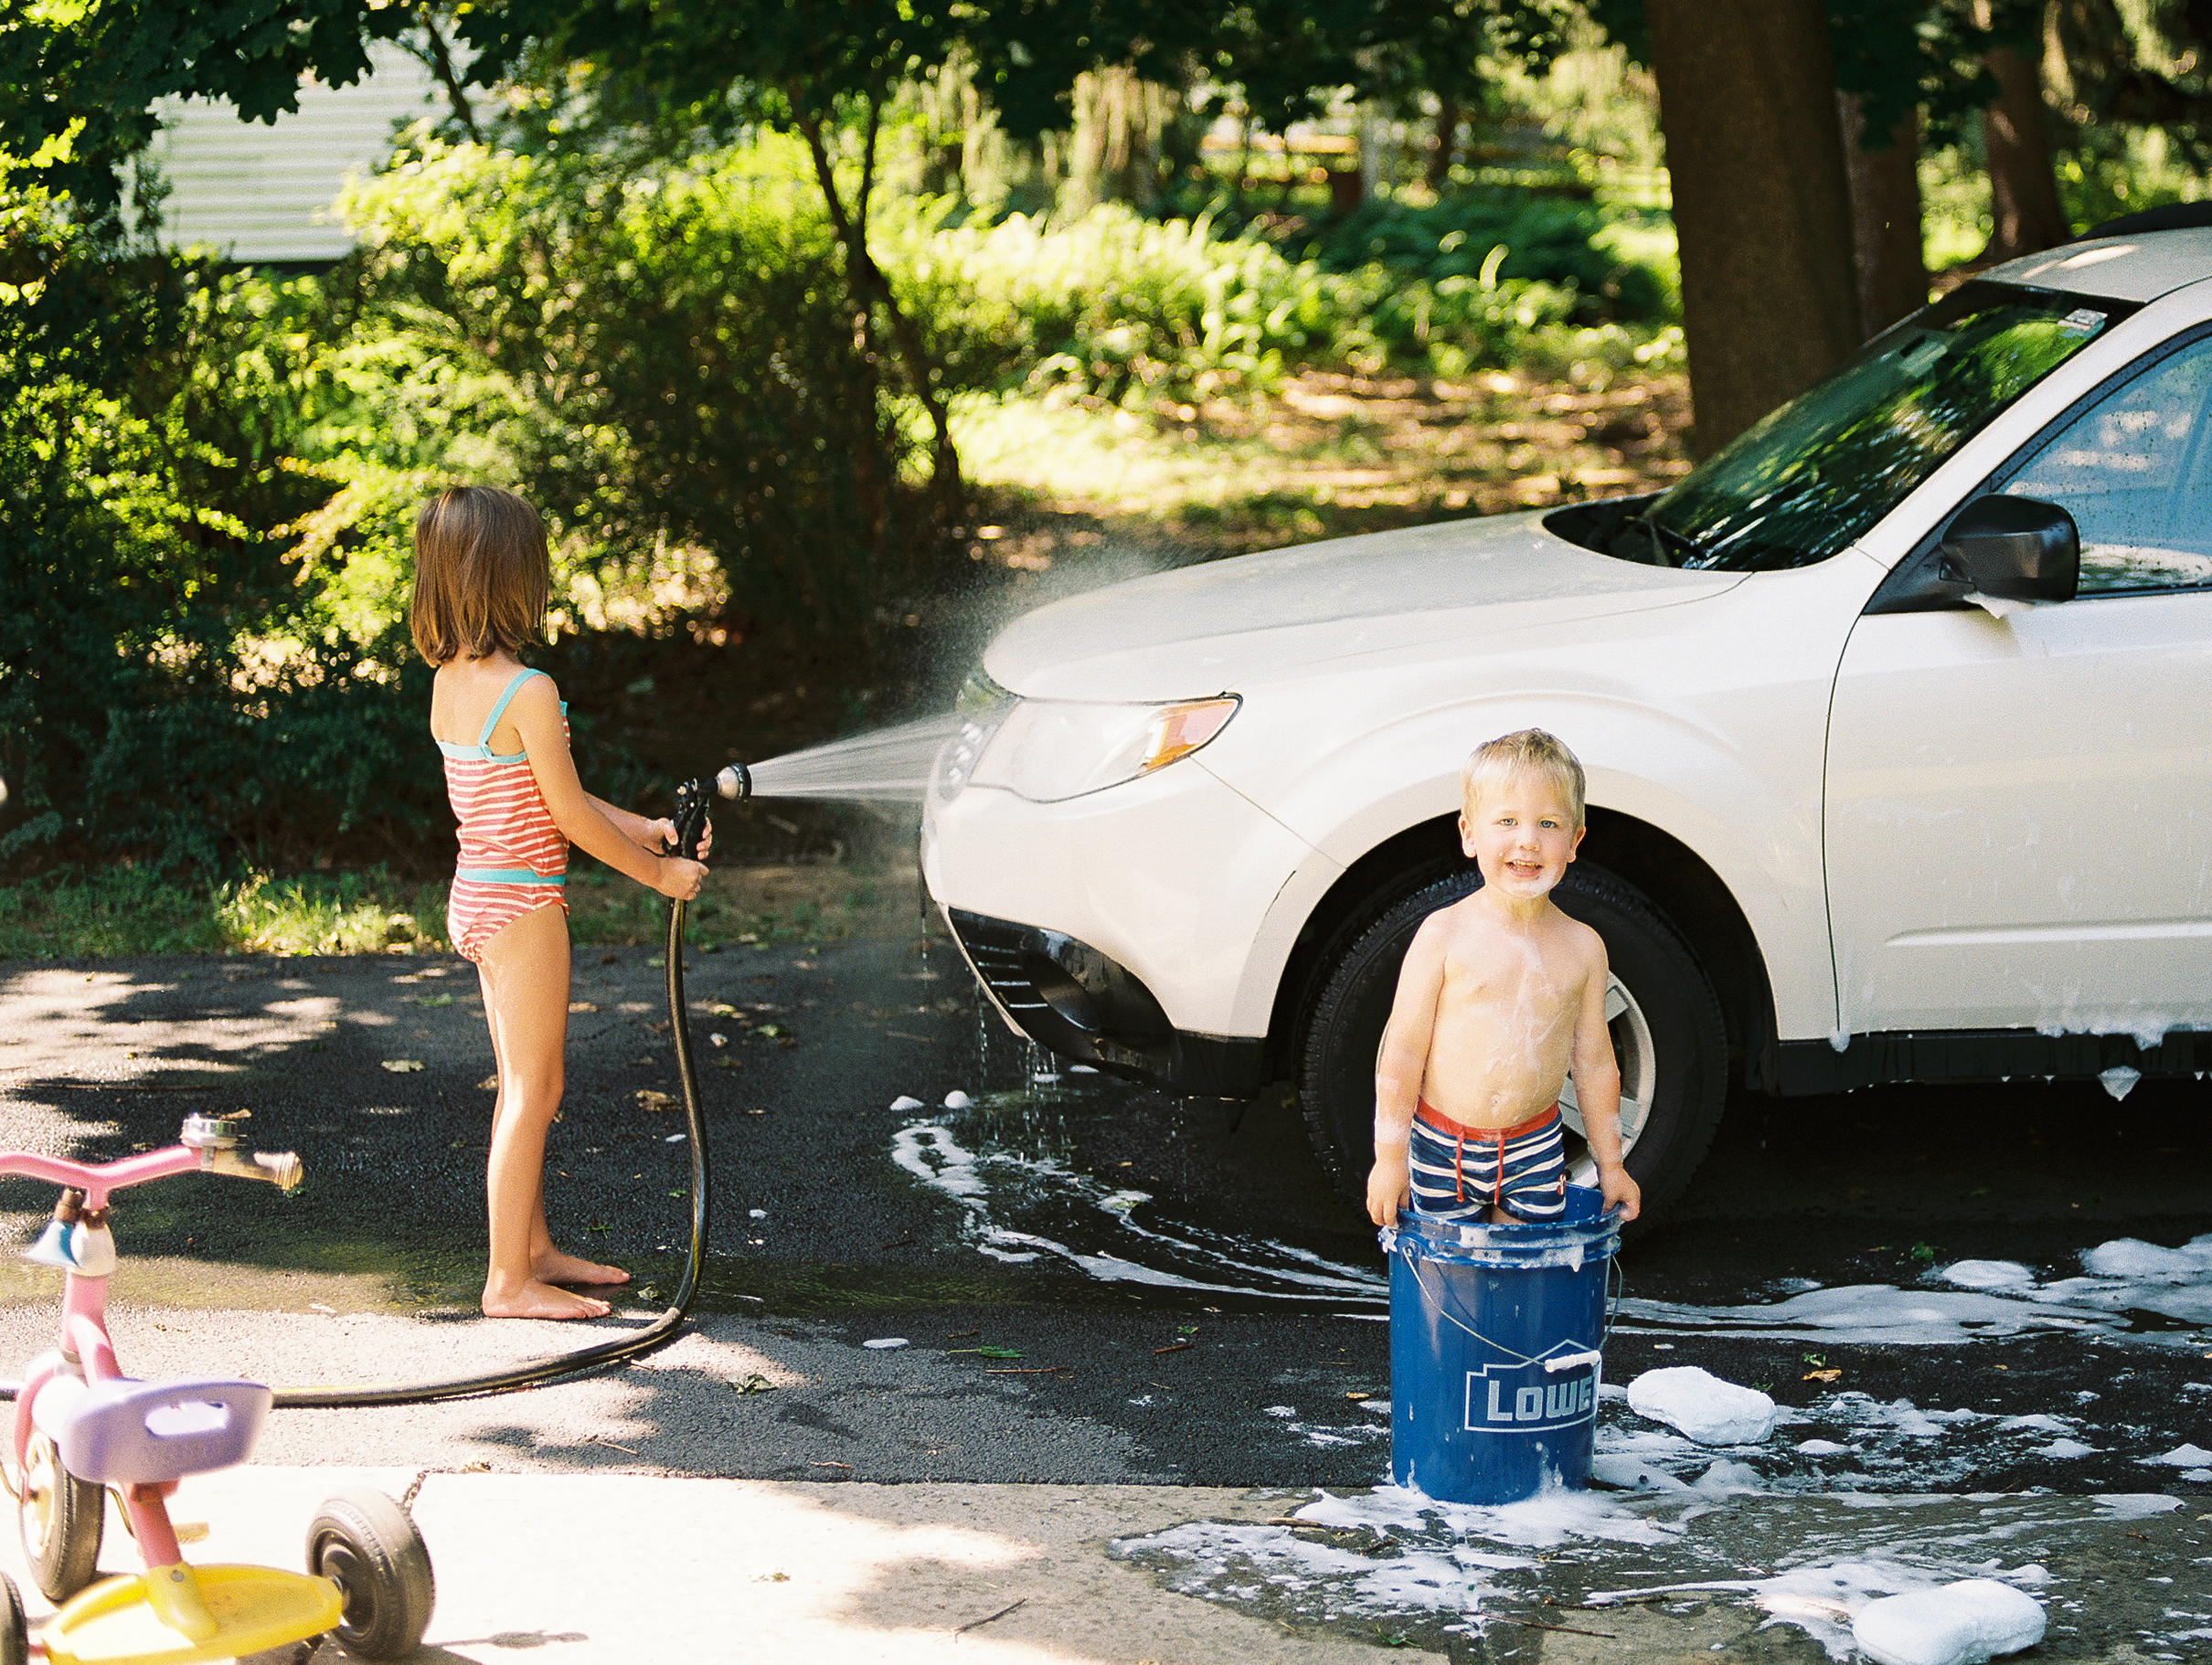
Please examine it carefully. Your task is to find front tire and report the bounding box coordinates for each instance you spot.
[0,1571,26,1665]
[19,1429,101,1603]
[1295,862,1728,1225]
[307,1487,436,1660]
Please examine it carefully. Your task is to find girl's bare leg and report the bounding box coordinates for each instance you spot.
[474,906,616,1319]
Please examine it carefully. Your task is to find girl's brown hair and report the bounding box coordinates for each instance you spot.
[409,486,551,665]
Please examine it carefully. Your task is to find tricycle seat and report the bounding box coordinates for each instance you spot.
[54,1378,271,1483]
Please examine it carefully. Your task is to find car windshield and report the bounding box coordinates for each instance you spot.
[1601,281,2134,572]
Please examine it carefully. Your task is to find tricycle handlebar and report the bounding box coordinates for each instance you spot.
[201,1147,303,1192]
[0,1129,303,1204]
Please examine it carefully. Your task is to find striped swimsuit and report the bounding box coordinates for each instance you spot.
[439,668,570,963]
[1407,1099,1568,1223]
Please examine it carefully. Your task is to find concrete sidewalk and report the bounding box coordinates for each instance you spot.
[0,1460,2196,1664]
[3,1467,1445,1665]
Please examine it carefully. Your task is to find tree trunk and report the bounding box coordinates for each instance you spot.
[1428,97,1459,192]
[797,109,963,531]
[1839,93,1930,337]
[1646,0,1862,457]
[1976,10,2069,261]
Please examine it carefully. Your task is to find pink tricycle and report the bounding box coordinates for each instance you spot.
[0,1113,433,1663]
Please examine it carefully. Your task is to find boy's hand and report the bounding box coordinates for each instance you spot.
[1598,1162,1641,1222]
[1366,1154,1410,1228]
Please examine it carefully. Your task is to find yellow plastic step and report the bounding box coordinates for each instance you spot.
[42,1564,342,1665]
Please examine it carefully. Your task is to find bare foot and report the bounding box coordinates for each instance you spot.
[533,1248,631,1288]
[483,1278,611,1320]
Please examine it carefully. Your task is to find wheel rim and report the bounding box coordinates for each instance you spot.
[1558,971,1656,1184]
[21,1439,58,1561]
[316,1534,374,1632]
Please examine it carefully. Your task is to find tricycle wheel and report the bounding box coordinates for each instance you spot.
[19,1429,101,1602]
[0,1570,26,1665]
[306,1487,435,1660]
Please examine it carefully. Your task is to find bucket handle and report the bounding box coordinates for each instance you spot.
[1401,1246,1625,1369]
[1404,1257,1548,1368]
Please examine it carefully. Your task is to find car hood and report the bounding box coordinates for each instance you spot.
[984,510,1746,701]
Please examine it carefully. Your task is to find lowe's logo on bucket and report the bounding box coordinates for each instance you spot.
[1462,1348,1600,1435]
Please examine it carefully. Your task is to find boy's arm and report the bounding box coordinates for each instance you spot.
[1367,918,1446,1227]
[1569,938,1640,1221]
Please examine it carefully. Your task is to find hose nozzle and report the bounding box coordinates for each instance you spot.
[716,763,751,801]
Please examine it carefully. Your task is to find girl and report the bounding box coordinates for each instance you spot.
[410,485,710,1320]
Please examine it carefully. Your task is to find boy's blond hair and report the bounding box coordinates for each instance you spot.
[1462,729,1587,828]
[409,485,551,666]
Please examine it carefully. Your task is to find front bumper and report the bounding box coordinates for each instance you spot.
[944,907,1268,1098]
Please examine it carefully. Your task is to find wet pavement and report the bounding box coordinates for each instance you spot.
[2,920,2211,1659]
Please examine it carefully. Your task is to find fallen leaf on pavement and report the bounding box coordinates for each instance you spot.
[379,1060,424,1073]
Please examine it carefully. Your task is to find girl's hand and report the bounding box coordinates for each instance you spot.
[654,855,709,902]
[643,817,714,860]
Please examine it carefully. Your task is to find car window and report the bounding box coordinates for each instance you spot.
[2002,331,2212,594]
[1589,282,2132,573]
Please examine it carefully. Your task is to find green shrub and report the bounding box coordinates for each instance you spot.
[329,135,927,642]
[885,198,1662,403]
[1296,188,1675,323]
[890,205,1336,402]
[0,194,442,876]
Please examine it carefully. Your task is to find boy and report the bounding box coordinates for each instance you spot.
[1365,729,1642,1227]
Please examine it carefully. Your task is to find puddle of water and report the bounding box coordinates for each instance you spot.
[1590,1388,2168,1496]
[884,1078,2212,1352]
[1113,1485,2189,1660]
[1613,1245,2212,1350]
[889,1087,1385,1310]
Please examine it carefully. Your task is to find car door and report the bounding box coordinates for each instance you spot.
[1824,327,2212,1037]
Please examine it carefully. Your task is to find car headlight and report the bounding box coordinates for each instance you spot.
[932,672,1020,801]
[968,691,1240,803]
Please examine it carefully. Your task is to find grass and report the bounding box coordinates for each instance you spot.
[0,860,921,960]
[0,866,446,960]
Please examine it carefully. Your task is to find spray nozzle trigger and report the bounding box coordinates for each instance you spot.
[670,778,712,862]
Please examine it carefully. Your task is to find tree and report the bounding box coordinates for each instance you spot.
[0,1,440,207]
[1975,0,2069,260]
[1640,0,1862,454]
[1840,95,1930,337]
[1825,0,1995,334]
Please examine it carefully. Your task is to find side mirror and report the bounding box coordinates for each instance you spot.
[1938,494,2079,603]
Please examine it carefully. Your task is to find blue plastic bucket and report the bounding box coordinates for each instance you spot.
[1383,1185,1620,1504]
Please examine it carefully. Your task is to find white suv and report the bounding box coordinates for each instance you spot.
[921,228,2212,1219]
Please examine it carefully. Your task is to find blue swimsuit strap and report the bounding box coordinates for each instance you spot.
[476,668,548,748]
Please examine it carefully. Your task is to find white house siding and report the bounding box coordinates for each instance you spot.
[146,40,450,263]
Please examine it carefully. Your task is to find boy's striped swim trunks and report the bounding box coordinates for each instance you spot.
[1407,1099,1568,1222]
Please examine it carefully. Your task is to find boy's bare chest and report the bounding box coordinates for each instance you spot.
[1439,933,1583,1012]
